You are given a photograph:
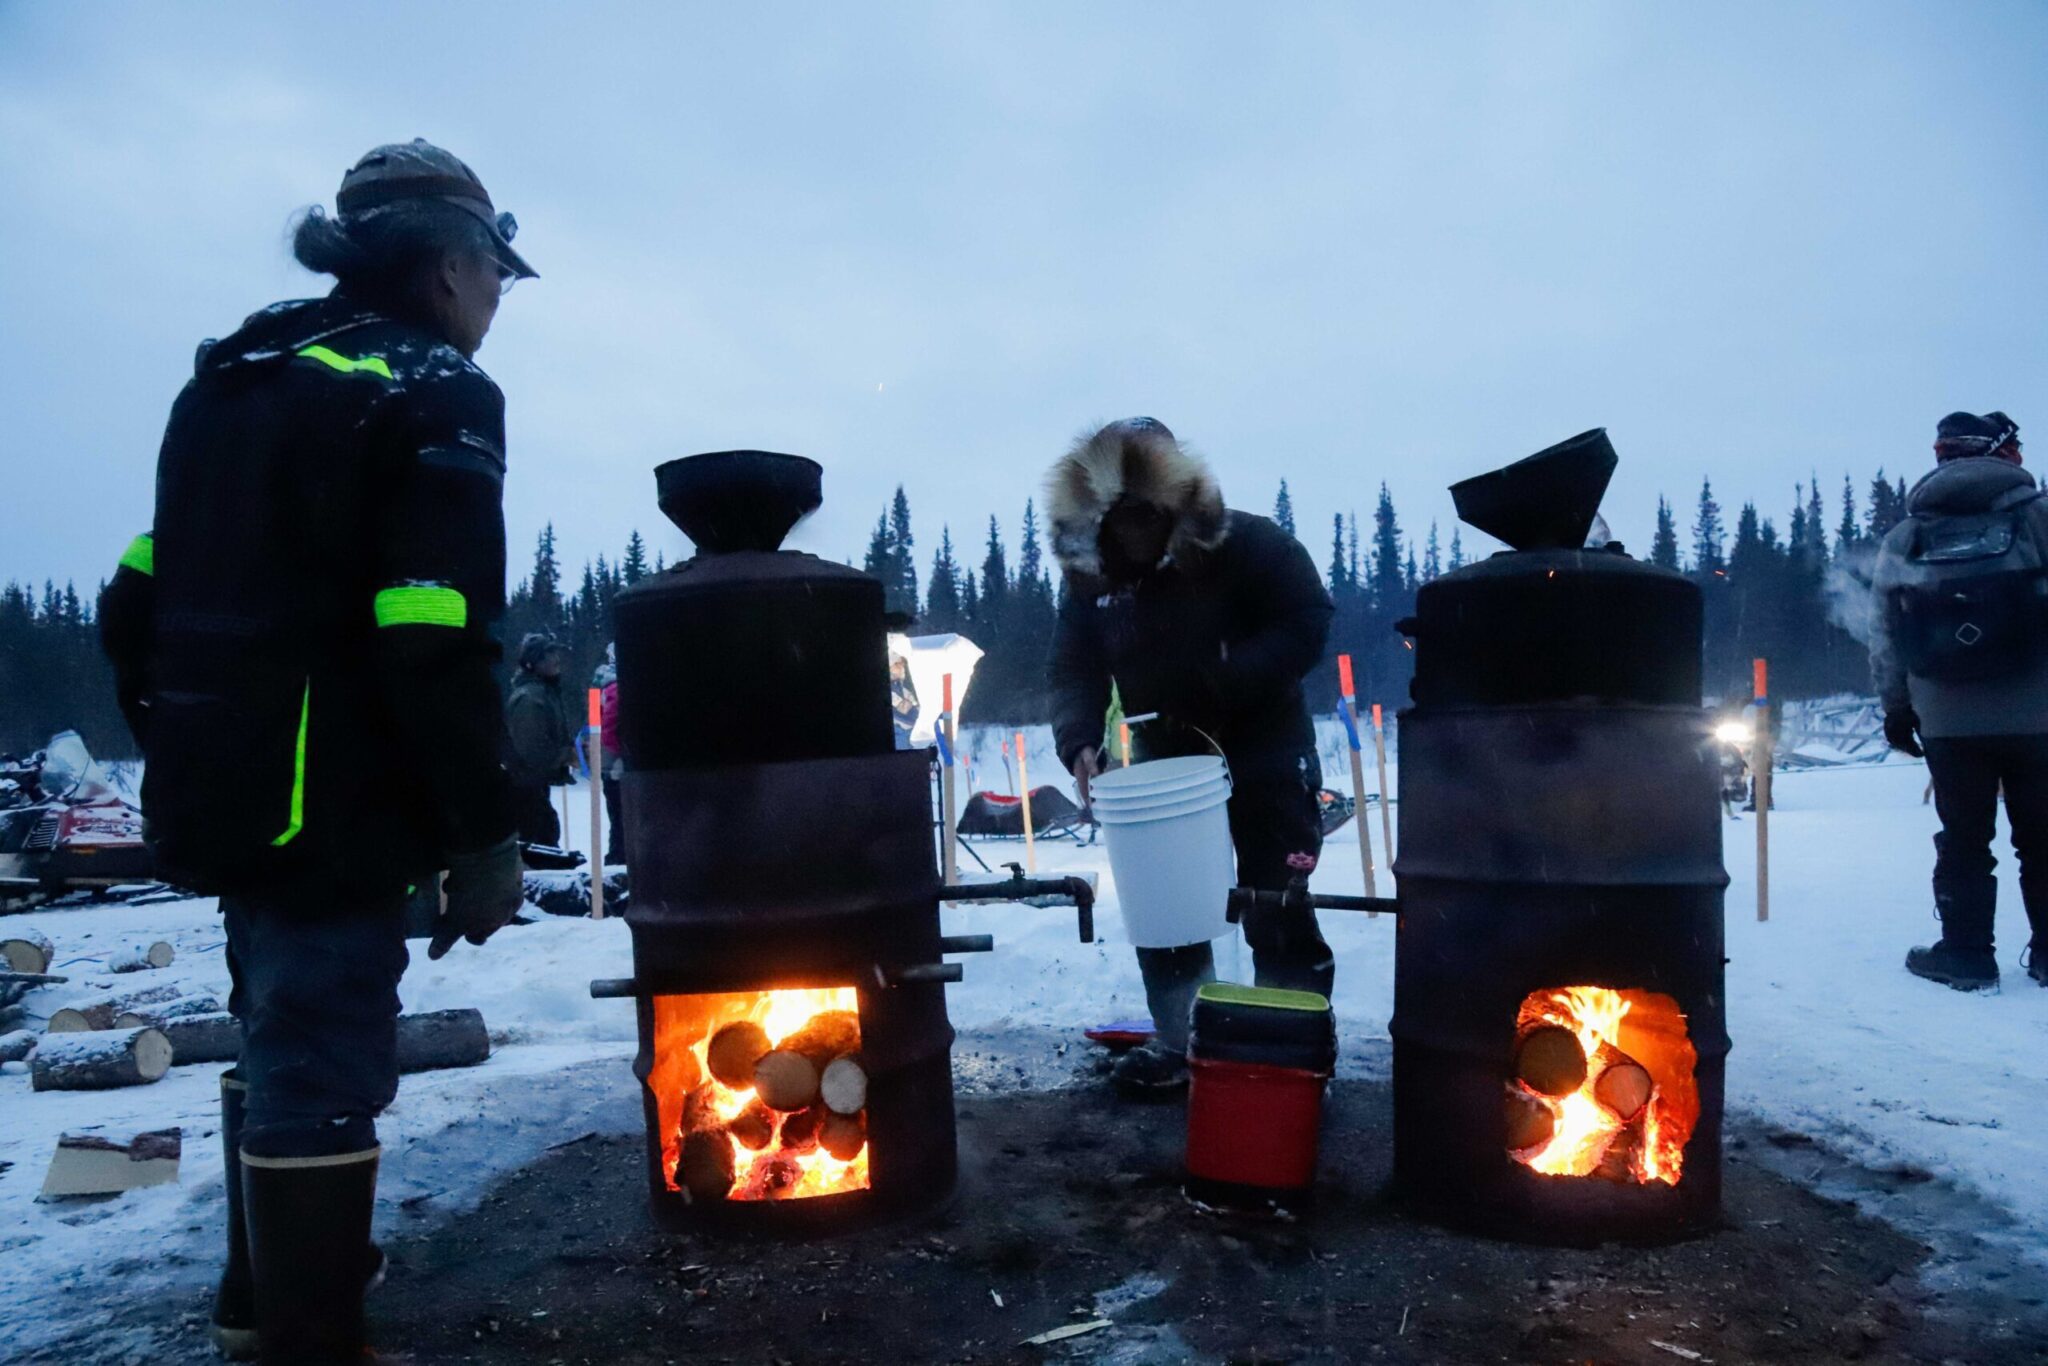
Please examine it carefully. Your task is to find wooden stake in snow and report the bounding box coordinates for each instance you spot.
[1372,702,1395,870]
[31,1026,172,1091]
[940,673,959,886]
[47,983,183,1033]
[108,941,175,973]
[1754,658,1771,923]
[1336,655,1378,902]
[393,1008,491,1074]
[2,930,55,975]
[40,1127,181,1198]
[588,687,605,918]
[1015,729,1038,875]
[156,1011,242,1066]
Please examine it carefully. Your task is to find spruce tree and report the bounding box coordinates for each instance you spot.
[1274,480,1296,536]
[1835,475,1859,555]
[530,525,562,618]
[1423,522,1442,582]
[1692,480,1726,575]
[1650,496,1681,570]
[1327,514,1350,594]
[1866,470,1905,540]
[888,486,918,615]
[1448,528,1465,571]
[621,530,649,584]
[1370,485,1405,608]
[926,526,961,632]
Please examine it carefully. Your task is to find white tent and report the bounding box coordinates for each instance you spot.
[886,631,985,746]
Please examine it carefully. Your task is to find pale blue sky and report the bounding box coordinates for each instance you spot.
[2,2,2043,594]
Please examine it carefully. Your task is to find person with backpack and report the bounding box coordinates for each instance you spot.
[1045,417,1335,1092]
[97,139,534,1363]
[1873,411,2048,992]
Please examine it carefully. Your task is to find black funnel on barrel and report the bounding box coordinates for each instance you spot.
[1449,428,1617,551]
[656,450,823,554]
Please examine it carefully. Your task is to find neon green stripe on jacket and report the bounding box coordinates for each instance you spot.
[374,585,467,628]
[296,345,393,380]
[117,533,154,576]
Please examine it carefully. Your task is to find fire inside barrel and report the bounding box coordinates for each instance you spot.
[1506,986,1700,1186]
[650,988,871,1202]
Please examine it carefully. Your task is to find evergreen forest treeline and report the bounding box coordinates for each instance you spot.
[1,471,1917,756]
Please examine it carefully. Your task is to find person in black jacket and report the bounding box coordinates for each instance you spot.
[1047,418,1335,1092]
[506,632,576,845]
[98,139,534,1365]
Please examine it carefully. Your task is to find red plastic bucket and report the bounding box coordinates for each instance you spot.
[1186,1056,1328,1193]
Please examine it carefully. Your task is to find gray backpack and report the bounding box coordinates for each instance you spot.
[1885,492,2048,681]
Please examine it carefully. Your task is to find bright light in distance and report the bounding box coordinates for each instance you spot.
[1714,721,1753,746]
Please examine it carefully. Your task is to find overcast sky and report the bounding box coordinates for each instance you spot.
[3,2,2044,597]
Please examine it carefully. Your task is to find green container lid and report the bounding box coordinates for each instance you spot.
[1189,983,1337,1071]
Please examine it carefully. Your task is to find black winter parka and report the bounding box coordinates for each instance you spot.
[99,294,515,897]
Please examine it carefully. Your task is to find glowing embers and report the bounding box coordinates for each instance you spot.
[650,988,871,1203]
[1504,986,1699,1186]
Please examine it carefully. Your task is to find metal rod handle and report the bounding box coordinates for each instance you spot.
[887,962,965,985]
[938,934,995,955]
[588,977,639,999]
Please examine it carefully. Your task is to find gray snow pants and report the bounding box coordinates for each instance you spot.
[223,886,409,1158]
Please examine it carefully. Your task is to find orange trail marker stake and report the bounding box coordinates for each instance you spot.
[588,687,605,919]
[941,674,958,886]
[1118,722,1132,767]
[1016,730,1037,874]
[1753,659,1770,922]
[1372,702,1395,872]
[1337,655,1378,901]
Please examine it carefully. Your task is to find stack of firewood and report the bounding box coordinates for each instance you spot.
[1506,1023,1657,1182]
[676,1009,870,1203]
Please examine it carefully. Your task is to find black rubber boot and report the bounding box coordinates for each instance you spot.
[2025,942,2048,988]
[1905,940,2000,991]
[242,1145,381,1365]
[211,1071,258,1361]
[1111,1041,1190,1095]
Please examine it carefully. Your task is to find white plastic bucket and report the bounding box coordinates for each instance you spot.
[1095,757,1236,948]
[1091,755,1229,801]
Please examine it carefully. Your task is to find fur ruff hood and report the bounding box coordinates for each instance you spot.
[1046,418,1229,578]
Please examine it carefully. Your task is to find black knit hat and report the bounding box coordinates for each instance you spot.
[1934,411,2019,460]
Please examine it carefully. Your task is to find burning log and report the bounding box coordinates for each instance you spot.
[116,994,223,1029]
[752,1049,819,1112]
[108,942,175,974]
[157,1011,242,1066]
[31,1026,172,1091]
[707,1021,771,1088]
[778,1105,824,1154]
[1514,1025,1587,1097]
[393,1008,491,1073]
[1503,1087,1555,1151]
[820,1055,868,1116]
[1593,1053,1654,1121]
[0,1028,38,1064]
[40,1127,181,1198]
[2,932,54,975]
[820,1110,867,1161]
[726,1099,775,1151]
[47,984,183,1033]
[679,1128,735,1202]
[780,1010,860,1068]
[1596,1115,1646,1184]
[681,1083,721,1134]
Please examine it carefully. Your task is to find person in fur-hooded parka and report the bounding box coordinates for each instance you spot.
[1045,417,1335,1088]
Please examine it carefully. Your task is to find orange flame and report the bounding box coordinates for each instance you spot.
[1508,986,1698,1185]
[650,987,871,1201]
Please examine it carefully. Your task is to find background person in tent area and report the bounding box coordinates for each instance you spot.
[597,644,624,865]
[507,632,577,848]
[94,138,534,1363]
[1046,417,1335,1093]
[1872,410,2048,992]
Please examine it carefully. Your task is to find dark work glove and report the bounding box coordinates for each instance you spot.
[428,835,526,960]
[1884,708,1924,759]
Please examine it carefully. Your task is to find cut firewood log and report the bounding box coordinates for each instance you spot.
[158,1012,242,1066]
[1593,1056,1654,1121]
[778,1105,823,1155]
[1514,1025,1588,1098]
[1596,1115,1645,1184]
[681,1084,721,1135]
[116,994,224,1029]
[31,1026,172,1091]
[1503,1087,1556,1151]
[679,1128,735,1203]
[0,1028,37,1064]
[706,1021,771,1088]
[726,1099,775,1151]
[47,984,183,1033]
[40,1127,182,1198]
[820,1055,868,1116]
[393,1009,490,1073]
[1,931,54,975]
[752,1049,819,1112]
[780,1010,860,1068]
[819,1110,866,1161]
[108,941,175,973]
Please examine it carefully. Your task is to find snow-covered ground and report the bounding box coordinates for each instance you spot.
[3,735,2046,1358]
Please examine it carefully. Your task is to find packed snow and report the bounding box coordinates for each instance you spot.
[2,724,2046,1359]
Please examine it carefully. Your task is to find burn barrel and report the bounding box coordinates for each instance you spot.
[612,450,957,1229]
[1390,430,1730,1244]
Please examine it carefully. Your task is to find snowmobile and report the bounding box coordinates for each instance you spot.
[0,731,154,910]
